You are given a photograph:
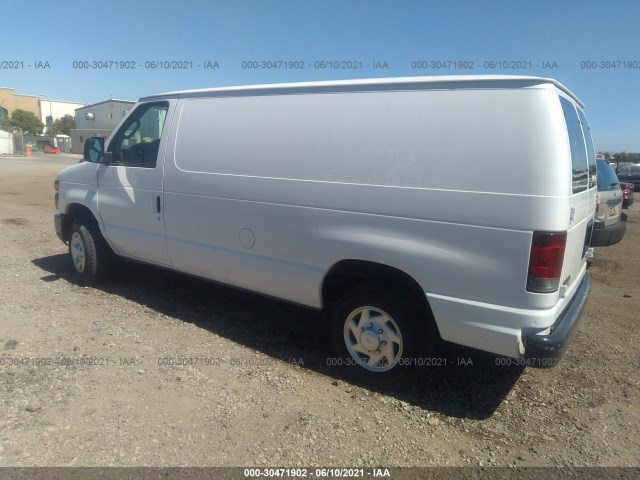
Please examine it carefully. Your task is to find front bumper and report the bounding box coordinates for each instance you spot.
[590,216,627,247]
[523,274,591,367]
[54,212,68,243]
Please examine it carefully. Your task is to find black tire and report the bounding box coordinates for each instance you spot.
[67,222,110,284]
[329,286,434,389]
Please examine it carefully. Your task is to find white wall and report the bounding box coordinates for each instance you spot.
[40,100,86,125]
[0,129,13,155]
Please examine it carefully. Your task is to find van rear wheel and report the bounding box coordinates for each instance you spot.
[329,287,426,389]
[68,222,109,284]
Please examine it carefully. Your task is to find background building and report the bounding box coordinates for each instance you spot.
[1,88,85,126]
[71,99,135,153]
[40,99,86,130]
[0,87,41,122]
[1,87,86,153]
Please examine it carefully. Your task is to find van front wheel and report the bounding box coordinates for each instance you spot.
[68,222,109,284]
[329,287,423,389]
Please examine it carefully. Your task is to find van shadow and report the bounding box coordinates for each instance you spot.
[32,254,524,420]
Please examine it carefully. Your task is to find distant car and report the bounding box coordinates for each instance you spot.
[43,144,60,154]
[620,181,635,209]
[616,162,640,192]
[591,159,626,247]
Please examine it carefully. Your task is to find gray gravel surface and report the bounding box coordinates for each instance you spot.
[0,154,638,467]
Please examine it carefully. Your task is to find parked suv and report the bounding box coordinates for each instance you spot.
[591,159,627,247]
[616,162,640,192]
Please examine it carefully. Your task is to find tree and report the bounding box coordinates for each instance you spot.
[46,114,75,136]
[615,151,630,163]
[1,109,44,135]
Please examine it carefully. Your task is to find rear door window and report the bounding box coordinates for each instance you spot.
[577,109,596,189]
[596,159,619,191]
[560,97,589,193]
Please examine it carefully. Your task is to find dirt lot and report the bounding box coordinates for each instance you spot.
[0,153,638,468]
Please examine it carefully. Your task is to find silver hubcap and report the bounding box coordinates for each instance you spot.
[343,306,403,372]
[70,232,86,273]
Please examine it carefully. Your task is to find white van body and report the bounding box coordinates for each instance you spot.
[55,76,595,386]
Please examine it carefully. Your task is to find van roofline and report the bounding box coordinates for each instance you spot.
[139,75,584,108]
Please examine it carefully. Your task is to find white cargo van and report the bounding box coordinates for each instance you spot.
[54,76,595,387]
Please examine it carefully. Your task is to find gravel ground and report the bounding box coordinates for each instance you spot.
[0,153,638,468]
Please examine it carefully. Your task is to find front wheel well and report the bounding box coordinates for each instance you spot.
[60,204,101,242]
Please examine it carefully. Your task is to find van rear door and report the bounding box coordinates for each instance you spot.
[596,159,623,228]
[558,97,596,293]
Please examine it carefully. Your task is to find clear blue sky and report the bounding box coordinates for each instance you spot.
[1,0,639,151]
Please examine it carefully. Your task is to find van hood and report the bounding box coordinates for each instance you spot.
[57,161,99,185]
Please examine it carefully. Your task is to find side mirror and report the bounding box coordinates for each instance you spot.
[83,137,109,163]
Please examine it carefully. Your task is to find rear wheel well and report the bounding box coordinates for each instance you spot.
[322,260,431,314]
[325,261,440,388]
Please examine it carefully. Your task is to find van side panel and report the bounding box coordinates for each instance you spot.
[162,87,585,357]
[171,89,567,195]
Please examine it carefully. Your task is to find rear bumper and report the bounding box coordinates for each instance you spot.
[523,274,591,367]
[590,216,627,247]
[427,262,589,360]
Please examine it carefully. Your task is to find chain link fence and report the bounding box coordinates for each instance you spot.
[12,128,24,154]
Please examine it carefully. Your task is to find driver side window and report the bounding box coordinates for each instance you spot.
[108,102,169,167]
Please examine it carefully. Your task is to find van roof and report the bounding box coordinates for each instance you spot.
[140,75,584,107]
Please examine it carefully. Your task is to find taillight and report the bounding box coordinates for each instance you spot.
[595,203,599,214]
[527,232,567,293]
